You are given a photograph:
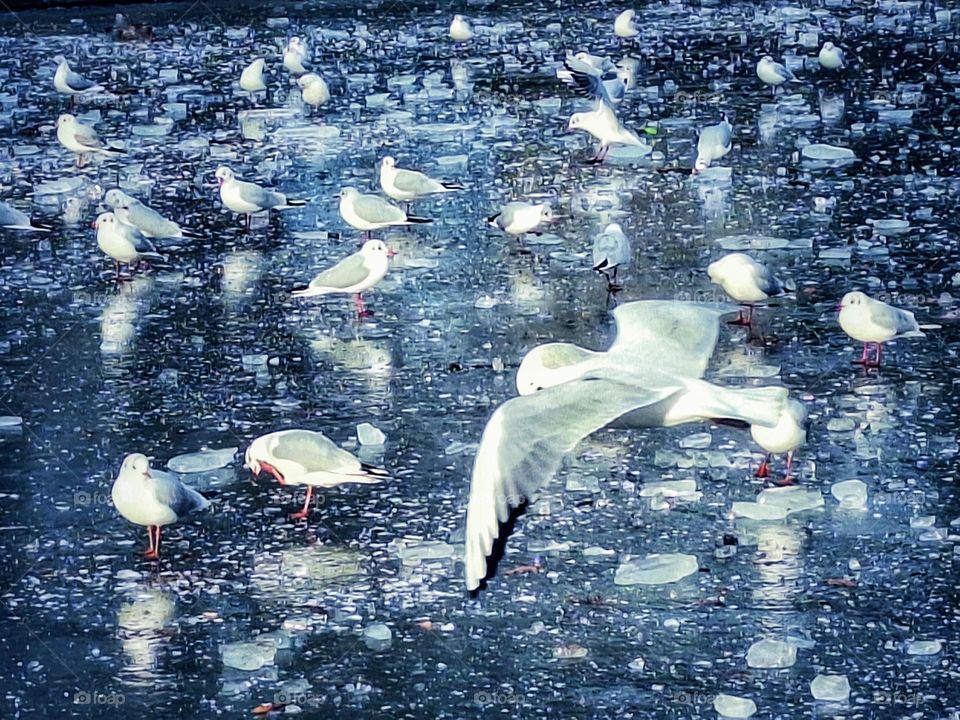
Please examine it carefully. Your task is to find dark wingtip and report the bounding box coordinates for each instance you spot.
[360,462,390,477]
[287,199,307,206]
[442,183,465,190]
[407,216,432,224]
[471,499,528,594]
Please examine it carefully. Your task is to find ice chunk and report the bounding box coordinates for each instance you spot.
[679,432,711,449]
[715,235,789,251]
[757,486,823,515]
[827,417,856,432]
[363,623,392,651]
[732,502,787,521]
[628,657,645,672]
[552,643,588,660]
[221,640,277,671]
[802,144,856,165]
[474,295,499,309]
[357,422,386,446]
[0,416,23,427]
[868,218,910,236]
[810,674,850,702]
[396,541,455,567]
[714,694,757,718]
[614,553,699,586]
[167,447,238,474]
[639,480,698,498]
[831,480,867,509]
[906,639,942,656]
[746,639,797,668]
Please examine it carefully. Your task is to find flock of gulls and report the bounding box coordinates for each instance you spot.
[20,7,934,596]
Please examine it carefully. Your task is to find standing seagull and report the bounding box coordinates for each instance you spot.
[694,114,733,173]
[245,430,388,521]
[283,37,309,75]
[614,9,639,38]
[292,239,391,316]
[111,453,209,560]
[53,55,103,100]
[105,189,198,239]
[379,156,463,207]
[567,101,645,164]
[818,42,845,70]
[0,201,50,233]
[338,187,432,238]
[707,253,786,326]
[592,222,631,290]
[757,55,797,96]
[837,291,924,367]
[487,201,553,239]
[215,166,306,229]
[240,58,267,94]
[298,73,330,108]
[56,114,124,167]
[751,398,808,484]
[93,211,165,277]
[449,15,474,42]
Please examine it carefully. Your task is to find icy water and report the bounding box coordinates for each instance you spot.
[1,0,959,717]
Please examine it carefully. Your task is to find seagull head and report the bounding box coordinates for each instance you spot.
[823,42,835,51]
[57,114,75,128]
[539,204,554,223]
[338,187,358,201]
[297,73,321,88]
[760,54,774,63]
[92,211,115,230]
[516,342,596,395]
[566,113,584,132]
[243,446,261,477]
[693,156,710,174]
[215,166,234,187]
[380,155,396,170]
[122,453,152,479]
[104,189,132,209]
[361,239,390,257]
[837,291,866,311]
[53,54,68,66]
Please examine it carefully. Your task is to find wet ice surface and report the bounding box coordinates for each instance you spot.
[0,0,959,717]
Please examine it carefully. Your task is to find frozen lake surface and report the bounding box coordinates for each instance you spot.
[0,0,959,717]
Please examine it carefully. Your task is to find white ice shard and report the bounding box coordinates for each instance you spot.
[746,639,797,668]
[167,447,238,473]
[614,553,699,586]
[639,480,699,498]
[396,541,456,567]
[906,639,942,656]
[756,486,824,515]
[810,674,851,702]
[357,422,386,446]
[714,693,757,718]
[221,639,277,671]
[363,623,392,650]
[732,502,788,521]
[802,144,856,165]
[715,234,789,251]
[831,479,868,509]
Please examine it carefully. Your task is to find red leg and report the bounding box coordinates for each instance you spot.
[776,451,796,486]
[289,486,314,520]
[853,343,869,365]
[144,525,159,560]
[872,343,883,367]
[755,453,771,478]
[355,294,372,317]
[728,306,753,326]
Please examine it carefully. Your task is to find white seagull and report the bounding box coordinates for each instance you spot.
[450,14,474,42]
[0,201,50,233]
[487,201,553,238]
[215,166,306,229]
[56,114,124,167]
[837,291,924,367]
[694,114,733,173]
[557,54,630,106]
[751,397,808,483]
[818,42,845,70]
[245,429,388,520]
[104,189,198,239]
[298,73,330,108]
[240,58,267,93]
[567,100,645,163]
[463,300,788,591]
[707,253,786,326]
[338,187,432,237]
[379,156,463,206]
[291,239,392,316]
[111,453,209,560]
[53,55,103,99]
[93,211,165,276]
[283,37,309,75]
[614,9,639,38]
[592,222,631,289]
[757,55,797,95]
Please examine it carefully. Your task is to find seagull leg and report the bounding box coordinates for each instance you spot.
[852,343,869,365]
[143,525,160,560]
[755,453,771,478]
[289,486,314,520]
[355,294,372,317]
[775,451,796,486]
[727,305,752,326]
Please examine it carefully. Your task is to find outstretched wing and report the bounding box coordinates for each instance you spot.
[464,370,679,591]
[608,300,738,378]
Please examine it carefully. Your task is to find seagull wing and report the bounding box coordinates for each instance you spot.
[307,251,371,291]
[353,194,407,224]
[608,300,739,378]
[151,469,209,517]
[464,370,680,591]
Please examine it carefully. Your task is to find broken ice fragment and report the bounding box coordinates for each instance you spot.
[810,674,850,702]
[905,639,942,656]
[746,639,796,668]
[831,480,867,509]
[357,423,386,446]
[363,623,392,651]
[167,447,238,473]
[221,640,277,671]
[714,694,757,718]
[614,553,699,586]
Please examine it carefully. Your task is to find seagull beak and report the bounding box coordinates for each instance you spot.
[91,221,98,229]
[387,247,398,258]
[835,303,844,311]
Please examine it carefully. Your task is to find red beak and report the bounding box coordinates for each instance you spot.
[835,303,844,311]
[91,221,98,229]
[387,248,398,258]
